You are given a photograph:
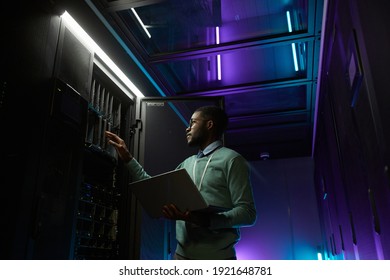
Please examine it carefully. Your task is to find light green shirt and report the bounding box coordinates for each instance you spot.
[126,144,256,259]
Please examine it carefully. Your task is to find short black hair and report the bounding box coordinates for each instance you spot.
[195,105,228,137]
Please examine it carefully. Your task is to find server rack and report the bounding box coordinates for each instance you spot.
[51,14,137,259]
[0,6,138,259]
[73,66,134,259]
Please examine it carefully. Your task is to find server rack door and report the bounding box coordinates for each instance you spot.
[134,97,224,260]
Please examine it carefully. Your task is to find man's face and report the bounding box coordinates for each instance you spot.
[186,111,209,147]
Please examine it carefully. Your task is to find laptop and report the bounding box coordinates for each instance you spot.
[129,168,230,218]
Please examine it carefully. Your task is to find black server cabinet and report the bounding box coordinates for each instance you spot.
[27,74,133,260]
[73,65,134,259]
[0,3,136,259]
[52,16,136,259]
[29,78,89,259]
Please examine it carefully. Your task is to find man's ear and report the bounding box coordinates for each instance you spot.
[206,120,214,130]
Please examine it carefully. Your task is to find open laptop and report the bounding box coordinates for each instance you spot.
[129,168,230,218]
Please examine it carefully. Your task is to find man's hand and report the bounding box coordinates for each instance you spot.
[105,131,133,163]
[162,204,210,227]
[162,204,190,221]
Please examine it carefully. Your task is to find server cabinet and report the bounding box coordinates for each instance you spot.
[25,69,134,260]
[72,63,135,259]
[0,6,94,259]
[31,78,89,259]
[52,12,136,259]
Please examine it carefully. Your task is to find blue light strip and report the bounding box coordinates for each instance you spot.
[291,43,299,71]
[286,11,293,32]
[286,11,299,71]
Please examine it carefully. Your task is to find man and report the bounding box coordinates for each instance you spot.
[105,105,256,259]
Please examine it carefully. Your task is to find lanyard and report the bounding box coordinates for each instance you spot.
[192,152,215,191]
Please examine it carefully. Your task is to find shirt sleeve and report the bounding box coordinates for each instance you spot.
[125,158,151,181]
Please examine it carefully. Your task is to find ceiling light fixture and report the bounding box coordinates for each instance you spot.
[260,152,270,160]
[286,11,299,71]
[216,26,222,80]
[131,8,152,38]
[61,11,145,98]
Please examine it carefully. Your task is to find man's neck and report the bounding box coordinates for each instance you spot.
[199,137,219,151]
[199,138,222,152]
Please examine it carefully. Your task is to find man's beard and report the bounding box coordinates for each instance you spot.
[187,133,204,147]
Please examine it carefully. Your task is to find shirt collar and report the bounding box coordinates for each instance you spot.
[199,140,223,157]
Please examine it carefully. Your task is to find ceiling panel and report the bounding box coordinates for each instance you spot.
[111,0,309,53]
[89,0,323,160]
[153,41,308,93]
